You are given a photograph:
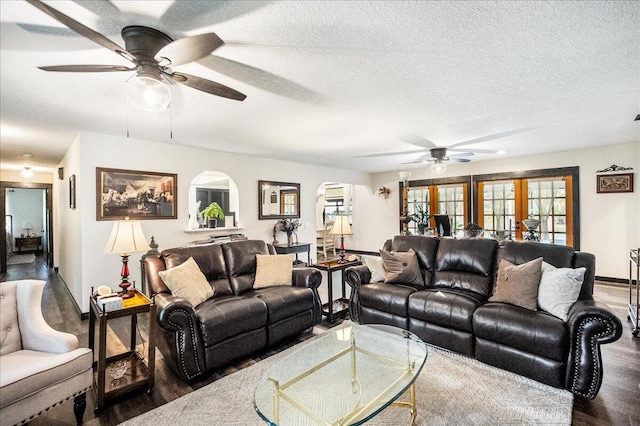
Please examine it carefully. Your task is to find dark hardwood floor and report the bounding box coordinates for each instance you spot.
[2,255,638,425]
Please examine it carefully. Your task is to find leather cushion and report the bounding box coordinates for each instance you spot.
[433,238,498,297]
[408,288,485,332]
[161,245,232,296]
[390,236,439,285]
[195,295,268,346]
[473,302,568,361]
[359,282,420,317]
[253,286,314,323]
[222,240,270,295]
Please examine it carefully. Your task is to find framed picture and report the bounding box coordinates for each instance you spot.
[96,167,177,220]
[69,174,76,209]
[596,173,634,193]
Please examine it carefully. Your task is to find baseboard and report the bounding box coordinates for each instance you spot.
[345,249,379,256]
[595,276,635,285]
[56,272,85,319]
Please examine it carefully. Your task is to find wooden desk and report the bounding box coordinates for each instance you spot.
[312,260,361,323]
[14,236,42,253]
[273,243,311,266]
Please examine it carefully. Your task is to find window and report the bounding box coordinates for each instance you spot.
[473,167,578,248]
[401,177,471,235]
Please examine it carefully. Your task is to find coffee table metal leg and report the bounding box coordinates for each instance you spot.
[409,382,417,425]
[268,378,280,424]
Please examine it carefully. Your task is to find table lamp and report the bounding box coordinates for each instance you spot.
[23,221,34,237]
[330,215,353,263]
[103,217,150,298]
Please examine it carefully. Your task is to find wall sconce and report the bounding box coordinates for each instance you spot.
[378,186,391,199]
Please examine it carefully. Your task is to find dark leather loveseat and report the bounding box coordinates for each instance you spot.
[145,240,322,381]
[345,236,622,399]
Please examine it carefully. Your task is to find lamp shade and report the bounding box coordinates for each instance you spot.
[23,221,34,230]
[103,219,150,255]
[399,171,411,182]
[330,215,353,236]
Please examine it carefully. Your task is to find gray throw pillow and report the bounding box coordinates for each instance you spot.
[538,262,585,320]
[489,257,543,311]
[379,248,424,286]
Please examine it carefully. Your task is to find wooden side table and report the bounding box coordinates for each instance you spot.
[312,260,360,323]
[88,289,156,411]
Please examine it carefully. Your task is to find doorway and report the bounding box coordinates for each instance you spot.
[0,181,54,275]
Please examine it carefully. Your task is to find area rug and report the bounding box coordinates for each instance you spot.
[6,253,35,265]
[121,331,573,425]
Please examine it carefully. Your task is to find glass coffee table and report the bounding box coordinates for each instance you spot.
[254,324,427,425]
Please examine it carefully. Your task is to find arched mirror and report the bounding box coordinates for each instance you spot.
[189,172,240,229]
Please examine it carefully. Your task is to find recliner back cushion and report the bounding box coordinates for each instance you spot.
[390,236,439,285]
[161,245,232,296]
[0,281,21,355]
[222,240,270,295]
[433,238,498,297]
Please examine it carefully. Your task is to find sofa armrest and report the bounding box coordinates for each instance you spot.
[565,299,622,399]
[292,268,323,324]
[292,268,322,290]
[345,265,372,323]
[154,293,206,381]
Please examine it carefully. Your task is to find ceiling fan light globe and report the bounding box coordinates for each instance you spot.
[126,75,171,112]
[431,162,446,174]
[21,167,34,178]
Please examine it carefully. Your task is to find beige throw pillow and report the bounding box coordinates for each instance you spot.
[158,257,214,307]
[254,254,294,288]
[379,248,424,286]
[489,257,543,311]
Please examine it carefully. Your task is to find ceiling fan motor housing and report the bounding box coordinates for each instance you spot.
[430,147,447,159]
[121,26,173,63]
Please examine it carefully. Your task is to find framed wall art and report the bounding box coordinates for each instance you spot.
[96,167,177,220]
[596,173,634,194]
[69,174,76,209]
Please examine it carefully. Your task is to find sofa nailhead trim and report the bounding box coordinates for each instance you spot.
[167,308,202,380]
[571,316,613,398]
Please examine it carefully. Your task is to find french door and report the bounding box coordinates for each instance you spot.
[407,182,468,234]
[477,175,574,246]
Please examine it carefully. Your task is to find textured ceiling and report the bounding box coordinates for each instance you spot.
[1,1,638,173]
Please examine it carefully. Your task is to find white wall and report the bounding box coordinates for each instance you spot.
[6,188,44,239]
[361,141,640,280]
[55,131,370,312]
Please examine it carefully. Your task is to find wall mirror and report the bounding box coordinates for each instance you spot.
[258,180,300,219]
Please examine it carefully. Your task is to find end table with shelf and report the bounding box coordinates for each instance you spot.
[312,259,360,323]
[88,289,156,411]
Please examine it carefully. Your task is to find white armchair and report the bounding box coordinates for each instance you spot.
[0,280,92,425]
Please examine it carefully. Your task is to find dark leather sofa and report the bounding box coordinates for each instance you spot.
[145,239,322,382]
[345,236,622,399]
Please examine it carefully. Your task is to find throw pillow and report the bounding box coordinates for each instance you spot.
[158,257,214,307]
[538,263,586,320]
[254,254,294,288]
[489,257,543,310]
[379,248,424,286]
[360,254,386,282]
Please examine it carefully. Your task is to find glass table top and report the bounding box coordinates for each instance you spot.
[254,323,428,425]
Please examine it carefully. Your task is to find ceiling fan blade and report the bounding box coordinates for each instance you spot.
[401,135,438,149]
[447,157,472,163]
[38,65,135,72]
[353,149,427,159]
[155,33,224,66]
[448,148,499,154]
[26,0,135,62]
[169,72,246,101]
[449,128,535,149]
[448,152,474,158]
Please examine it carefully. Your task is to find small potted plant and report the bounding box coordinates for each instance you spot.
[411,203,432,235]
[201,202,225,228]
